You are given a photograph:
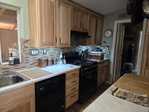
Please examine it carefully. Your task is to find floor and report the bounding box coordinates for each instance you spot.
[66,83,110,112]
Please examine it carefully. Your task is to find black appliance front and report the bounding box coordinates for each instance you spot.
[35,75,65,112]
[79,63,98,102]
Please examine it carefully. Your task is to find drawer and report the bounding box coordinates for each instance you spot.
[66,78,79,89]
[66,70,79,80]
[65,92,79,108]
[66,84,79,96]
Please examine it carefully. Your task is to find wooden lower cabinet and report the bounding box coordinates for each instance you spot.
[65,69,79,109]
[0,84,35,112]
[97,61,110,86]
[141,20,149,78]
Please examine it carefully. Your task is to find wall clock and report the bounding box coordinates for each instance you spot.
[104,29,113,37]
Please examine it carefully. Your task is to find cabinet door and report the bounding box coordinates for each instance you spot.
[80,11,89,32]
[89,15,97,38]
[85,14,97,45]
[71,8,81,32]
[97,61,110,86]
[141,20,149,78]
[96,17,104,44]
[29,0,57,48]
[59,2,72,47]
[65,70,79,109]
[5,100,33,112]
[0,84,35,112]
[39,0,56,47]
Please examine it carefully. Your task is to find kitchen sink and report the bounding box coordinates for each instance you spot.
[0,71,27,88]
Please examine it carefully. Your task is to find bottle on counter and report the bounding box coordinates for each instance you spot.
[9,53,14,65]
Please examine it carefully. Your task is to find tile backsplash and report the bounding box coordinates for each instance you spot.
[21,39,62,65]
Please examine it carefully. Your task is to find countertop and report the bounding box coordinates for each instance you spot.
[0,64,80,94]
[83,74,149,112]
[19,64,80,82]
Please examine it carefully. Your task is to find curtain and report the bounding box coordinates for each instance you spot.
[112,23,125,82]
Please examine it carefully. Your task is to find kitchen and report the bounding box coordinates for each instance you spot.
[0,0,148,112]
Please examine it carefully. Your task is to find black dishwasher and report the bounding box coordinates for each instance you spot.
[35,74,65,112]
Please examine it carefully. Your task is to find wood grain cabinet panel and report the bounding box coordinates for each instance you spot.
[83,14,97,45]
[58,1,72,47]
[96,16,104,44]
[0,84,35,112]
[71,8,82,32]
[97,61,110,86]
[65,69,79,109]
[89,15,97,38]
[71,8,90,33]
[29,0,57,48]
[141,20,149,78]
[80,10,90,32]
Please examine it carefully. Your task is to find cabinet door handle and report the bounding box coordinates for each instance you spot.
[70,94,77,98]
[71,87,78,91]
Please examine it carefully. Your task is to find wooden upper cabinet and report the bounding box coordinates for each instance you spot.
[71,8,81,32]
[71,8,89,33]
[80,11,90,33]
[89,14,97,38]
[96,16,104,44]
[83,14,97,45]
[58,1,72,47]
[29,0,57,48]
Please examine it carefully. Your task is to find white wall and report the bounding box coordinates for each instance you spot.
[102,9,129,51]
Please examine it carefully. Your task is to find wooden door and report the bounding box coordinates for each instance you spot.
[71,8,81,32]
[80,11,89,32]
[39,0,56,47]
[0,84,35,112]
[85,14,97,45]
[141,19,149,78]
[112,24,125,82]
[96,16,104,44]
[29,0,57,48]
[97,61,110,86]
[59,2,72,47]
[89,15,97,38]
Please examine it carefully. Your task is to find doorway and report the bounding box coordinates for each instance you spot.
[111,19,144,82]
[121,23,142,75]
[0,4,21,64]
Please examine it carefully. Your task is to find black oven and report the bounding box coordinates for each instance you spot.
[79,62,97,102]
[64,51,98,102]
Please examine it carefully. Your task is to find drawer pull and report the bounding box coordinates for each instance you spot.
[71,87,77,91]
[70,94,77,98]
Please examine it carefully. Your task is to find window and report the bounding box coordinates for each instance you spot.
[0,6,20,64]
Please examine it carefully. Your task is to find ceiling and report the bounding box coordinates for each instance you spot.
[72,0,128,15]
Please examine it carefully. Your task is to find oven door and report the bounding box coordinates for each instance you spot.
[79,65,97,102]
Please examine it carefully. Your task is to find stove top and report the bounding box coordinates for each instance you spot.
[67,60,97,67]
[64,51,97,67]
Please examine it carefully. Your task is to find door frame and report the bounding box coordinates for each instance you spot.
[0,2,22,64]
[111,19,131,82]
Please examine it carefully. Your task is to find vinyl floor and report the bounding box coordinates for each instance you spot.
[66,83,110,112]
